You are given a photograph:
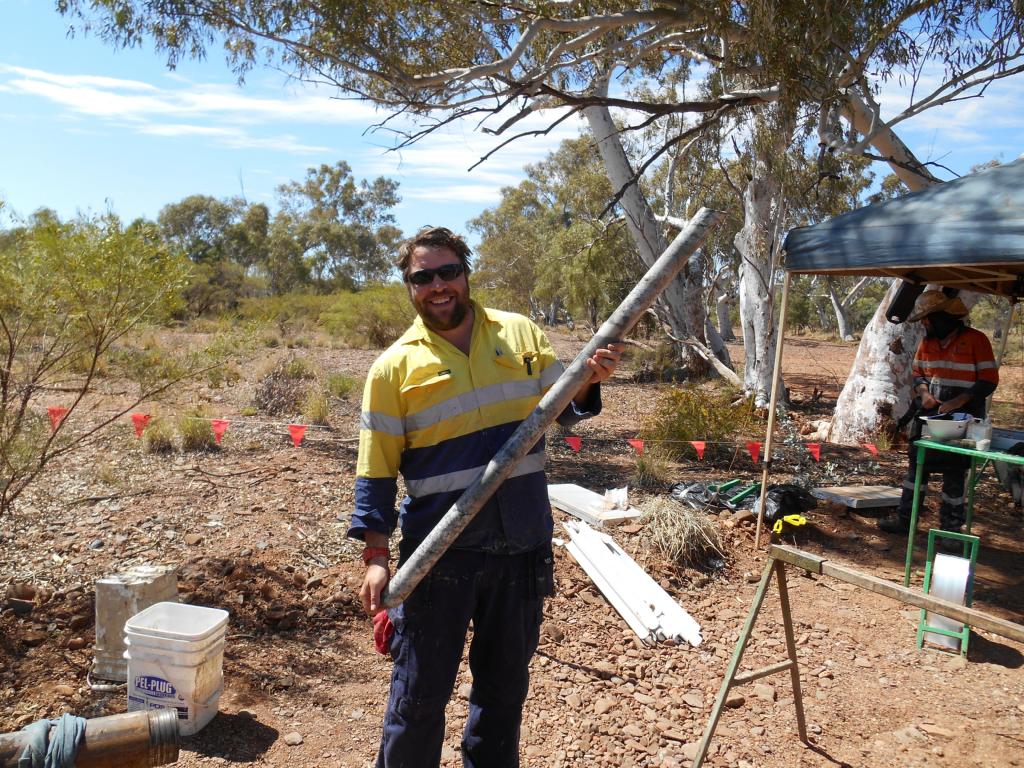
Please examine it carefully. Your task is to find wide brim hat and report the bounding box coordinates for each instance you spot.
[906,290,969,323]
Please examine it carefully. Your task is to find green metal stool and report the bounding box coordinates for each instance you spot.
[916,529,980,657]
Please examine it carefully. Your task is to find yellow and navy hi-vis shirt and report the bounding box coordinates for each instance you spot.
[349,301,599,554]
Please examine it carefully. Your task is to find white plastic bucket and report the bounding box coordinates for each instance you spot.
[124,602,229,736]
[126,602,228,644]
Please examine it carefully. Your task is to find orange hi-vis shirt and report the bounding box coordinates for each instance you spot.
[912,327,999,418]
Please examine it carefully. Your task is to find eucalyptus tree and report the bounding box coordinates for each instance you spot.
[58,0,1024,429]
[273,162,403,290]
[471,136,640,331]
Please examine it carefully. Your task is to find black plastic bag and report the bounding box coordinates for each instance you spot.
[752,484,817,525]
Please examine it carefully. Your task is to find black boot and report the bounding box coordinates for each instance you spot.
[877,515,911,534]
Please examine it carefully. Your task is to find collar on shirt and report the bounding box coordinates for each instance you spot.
[398,299,499,347]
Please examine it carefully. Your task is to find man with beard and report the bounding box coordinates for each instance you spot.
[349,226,621,767]
[877,290,999,549]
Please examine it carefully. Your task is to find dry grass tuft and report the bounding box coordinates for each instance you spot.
[142,417,175,454]
[640,496,724,568]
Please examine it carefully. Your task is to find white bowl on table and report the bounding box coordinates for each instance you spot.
[920,414,970,441]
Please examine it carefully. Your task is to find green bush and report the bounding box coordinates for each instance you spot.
[178,411,218,452]
[206,362,241,389]
[640,385,760,460]
[326,372,358,399]
[237,292,335,334]
[321,283,414,348]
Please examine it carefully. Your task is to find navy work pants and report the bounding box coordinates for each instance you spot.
[896,441,969,531]
[376,546,552,768]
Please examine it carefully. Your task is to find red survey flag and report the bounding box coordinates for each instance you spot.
[807,443,821,462]
[130,413,151,438]
[864,442,879,457]
[690,440,706,460]
[211,419,230,444]
[627,438,645,456]
[564,436,582,453]
[288,424,307,447]
[746,441,762,464]
[47,406,69,432]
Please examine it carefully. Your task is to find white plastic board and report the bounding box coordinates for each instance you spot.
[811,485,903,509]
[561,520,702,647]
[548,483,644,525]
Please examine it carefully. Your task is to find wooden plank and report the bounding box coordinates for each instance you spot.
[770,545,824,574]
[812,485,902,509]
[820,561,1024,644]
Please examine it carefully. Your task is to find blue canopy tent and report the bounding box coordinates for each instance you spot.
[750,159,1024,545]
[783,158,1024,298]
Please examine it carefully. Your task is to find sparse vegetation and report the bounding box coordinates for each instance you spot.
[640,385,760,460]
[253,355,319,416]
[631,445,673,489]
[326,373,357,399]
[281,355,317,381]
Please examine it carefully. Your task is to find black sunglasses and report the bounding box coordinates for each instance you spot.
[406,263,465,286]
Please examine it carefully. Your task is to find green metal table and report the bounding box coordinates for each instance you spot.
[903,438,1024,586]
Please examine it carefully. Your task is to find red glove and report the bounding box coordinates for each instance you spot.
[373,609,394,655]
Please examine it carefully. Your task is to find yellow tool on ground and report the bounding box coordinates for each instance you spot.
[772,514,807,535]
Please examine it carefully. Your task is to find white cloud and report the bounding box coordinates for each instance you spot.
[138,123,329,153]
[0,63,379,123]
[361,108,586,187]
[403,184,505,204]
[0,62,380,154]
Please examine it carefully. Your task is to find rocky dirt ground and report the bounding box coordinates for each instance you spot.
[2,330,1024,768]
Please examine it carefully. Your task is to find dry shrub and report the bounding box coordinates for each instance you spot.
[631,445,673,489]
[142,417,175,454]
[640,384,759,460]
[302,388,330,425]
[252,355,317,416]
[640,496,724,568]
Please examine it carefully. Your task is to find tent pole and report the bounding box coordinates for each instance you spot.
[754,272,792,549]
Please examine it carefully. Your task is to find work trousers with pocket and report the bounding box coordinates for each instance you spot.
[376,546,553,768]
[896,441,969,531]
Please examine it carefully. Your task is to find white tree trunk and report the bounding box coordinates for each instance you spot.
[585,103,720,375]
[734,163,779,407]
[825,279,855,341]
[829,90,939,443]
[828,281,921,442]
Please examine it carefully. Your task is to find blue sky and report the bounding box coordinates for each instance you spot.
[2,0,1021,242]
[0,0,584,239]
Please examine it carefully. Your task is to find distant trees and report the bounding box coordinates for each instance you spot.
[151,161,402,314]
